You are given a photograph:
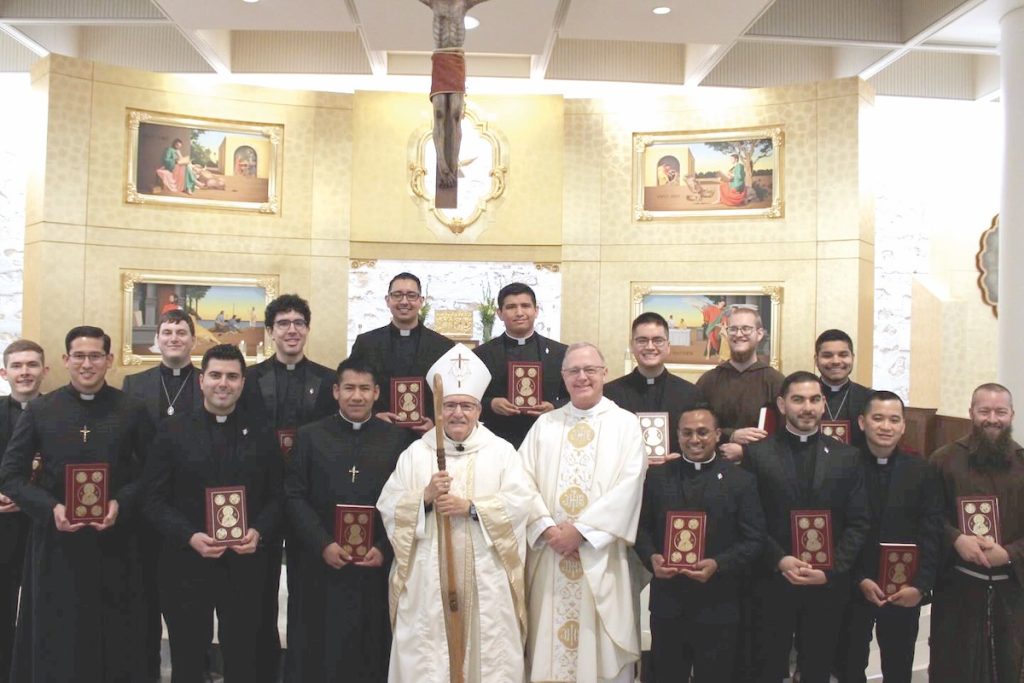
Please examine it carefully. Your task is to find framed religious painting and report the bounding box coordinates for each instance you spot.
[125,109,283,214]
[120,270,279,366]
[631,282,782,373]
[632,126,784,221]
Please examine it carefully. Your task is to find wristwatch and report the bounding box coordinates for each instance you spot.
[468,502,478,521]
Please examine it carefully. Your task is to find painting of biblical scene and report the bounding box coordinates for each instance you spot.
[632,283,782,372]
[633,126,784,220]
[121,271,279,365]
[126,110,282,213]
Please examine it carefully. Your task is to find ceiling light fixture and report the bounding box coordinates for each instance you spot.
[652,6,671,15]
[242,0,259,4]
[464,15,480,29]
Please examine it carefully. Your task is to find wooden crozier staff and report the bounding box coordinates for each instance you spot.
[433,374,465,683]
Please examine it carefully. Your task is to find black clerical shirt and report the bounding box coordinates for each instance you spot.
[159,364,197,417]
[272,357,308,429]
[781,428,819,504]
[389,325,421,378]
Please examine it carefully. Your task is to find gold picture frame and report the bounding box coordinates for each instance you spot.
[976,213,998,318]
[121,270,279,366]
[125,109,283,214]
[633,126,784,221]
[631,282,783,373]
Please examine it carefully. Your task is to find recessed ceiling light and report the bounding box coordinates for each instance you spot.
[652,6,671,15]
[464,15,480,30]
[242,0,259,4]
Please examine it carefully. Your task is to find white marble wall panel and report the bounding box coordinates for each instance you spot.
[347,260,562,353]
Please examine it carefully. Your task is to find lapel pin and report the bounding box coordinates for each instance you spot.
[717,472,723,480]
[824,446,829,454]
[242,428,248,436]
[309,388,314,395]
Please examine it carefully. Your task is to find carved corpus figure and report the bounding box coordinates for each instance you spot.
[418,0,490,198]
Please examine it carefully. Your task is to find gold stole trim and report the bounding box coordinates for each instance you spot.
[388,492,423,627]
[476,496,528,642]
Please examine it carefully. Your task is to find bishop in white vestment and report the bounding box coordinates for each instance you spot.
[519,342,648,683]
[377,344,534,683]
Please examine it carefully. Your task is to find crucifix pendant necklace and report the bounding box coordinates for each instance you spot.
[825,387,849,421]
[80,425,90,443]
[349,465,359,483]
[161,369,192,416]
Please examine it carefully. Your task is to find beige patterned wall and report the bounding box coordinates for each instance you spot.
[563,78,876,384]
[24,55,351,391]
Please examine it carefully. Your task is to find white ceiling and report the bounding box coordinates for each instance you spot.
[0,0,1017,99]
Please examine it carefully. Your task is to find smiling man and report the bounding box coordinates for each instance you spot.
[0,326,154,682]
[474,282,568,448]
[606,312,702,466]
[814,329,872,447]
[144,343,282,683]
[378,343,533,682]
[519,342,648,683]
[0,339,47,682]
[929,383,1024,682]
[837,391,943,683]
[636,404,766,682]
[284,357,413,682]
[740,370,868,683]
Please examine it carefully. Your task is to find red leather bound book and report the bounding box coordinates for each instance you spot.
[335,504,376,559]
[65,462,109,524]
[957,495,1001,545]
[790,509,834,570]
[205,486,248,546]
[508,362,543,409]
[390,377,425,426]
[663,510,707,569]
[877,543,918,597]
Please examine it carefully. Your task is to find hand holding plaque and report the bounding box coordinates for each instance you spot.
[877,543,918,597]
[957,495,1001,544]
[335,504,375,561]
[206,486,248,546]
[65,463,109,524]
[790,509,834,570]
[663,510,707,569]
[390,377,425,426]
[508,362,542,410]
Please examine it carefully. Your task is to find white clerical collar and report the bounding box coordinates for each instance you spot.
[172,367,182,376]
[19,401,28,410]
[785,424,817,442]
[399,329,411,337]
[823,379,849,392]
[876,457,889,465]
[215,414,228,423]
[80,393,96,401]
[506,332,533,346]
[637,368,664,385]
[682,451,717,471]
[340,412,371,430]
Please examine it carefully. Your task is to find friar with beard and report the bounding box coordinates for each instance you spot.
[929,382,1024,683]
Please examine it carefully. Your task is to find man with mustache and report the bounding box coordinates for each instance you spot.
[0,339,47,683]
[929,383,1024,682]
[378,343,533,682]
[740,371,868,683]
[474,282,567,448]
[519,342,648,683]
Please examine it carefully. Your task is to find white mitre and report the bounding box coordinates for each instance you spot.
[426,343,491,402]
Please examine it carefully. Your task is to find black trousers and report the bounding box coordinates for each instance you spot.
[161,549,267,683]
[650,615,737,683]
[753,574,850,683]
[0,520,27,683]
[253,537,285,683]
[838,597,920,683]
[139,525,163,680]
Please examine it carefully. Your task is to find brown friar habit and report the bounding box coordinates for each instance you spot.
[929,434,1024,683]
[695,360,784,441]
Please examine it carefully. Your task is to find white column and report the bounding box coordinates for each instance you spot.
[998,5,1024,431]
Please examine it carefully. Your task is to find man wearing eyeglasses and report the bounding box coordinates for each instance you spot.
[349,272,454,434]
[606,312,702,466]
[242,293,336,681]
[378,343,533,682]
[520,342,648,683]
[695,306,784,462]
[473,282,567,448]
[0,326,154,682]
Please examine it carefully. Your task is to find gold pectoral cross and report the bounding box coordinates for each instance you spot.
[80,425,90,444]
[349,465,359,483]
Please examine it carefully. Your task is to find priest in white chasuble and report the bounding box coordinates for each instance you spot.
[519,342,648,683]
[377,343,533,683]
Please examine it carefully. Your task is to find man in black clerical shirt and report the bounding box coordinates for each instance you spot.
[242,293,335,681]
[473,282,566,448]
[0,339,47,683]
[837,391,942,683]
[636,404,766,682]
[814,329,872,447]
[144,344,282,683]
[122,308,204,680]
[284,357,413,682]
[741,370,868,683]
[349,272,454,434]
[606,312,702,465]
[0,326,154,682]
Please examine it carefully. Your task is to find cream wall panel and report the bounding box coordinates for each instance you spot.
[80,27,212,73]
[232,31,370,75]
[3,0,162,19]
[749,0,901,42]
[40,72,93,227]
[546,39,686,84]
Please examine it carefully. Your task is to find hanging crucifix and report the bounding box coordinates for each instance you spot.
[349,465,359,483]
[417,0,491,209]
[80,425,90,443]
